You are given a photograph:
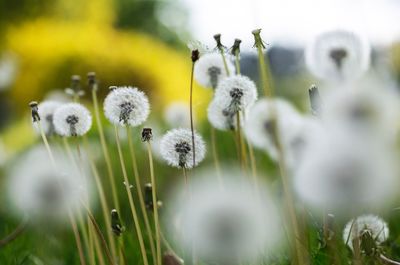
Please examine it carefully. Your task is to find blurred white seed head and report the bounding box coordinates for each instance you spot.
[321,86,400,142]
[294,131,399,213]
[244,98,302,160]
[160,128,206,169]
[194,53,234,89]
[168,172,282,264]
[33,101,62,136]
[214,75,258,116]
[164,102,191,128]
[53,103,92,137]
[0,52,18,90]
[343,214,389,251]
[207,98,241,131]
[7,145,91,223]
[104,86,150,127]
[305,30,370,83]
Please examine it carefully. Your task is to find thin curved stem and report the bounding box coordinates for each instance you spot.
[0,216,29,248]
[126,127,157,264]
[189,61,196,171]
[210,127,223,186]
[114,126,149,265]
[380,254,400,265]
[92,88,120,212]
[146,141,161,265]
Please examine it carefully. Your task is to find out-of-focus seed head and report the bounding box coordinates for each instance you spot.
[53,103,92,137]
[194,53,234,89]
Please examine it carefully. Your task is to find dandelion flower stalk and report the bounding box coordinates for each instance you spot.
[114,126,149,265]
[88,72,120,212]
[210,127,222,186]
[190,50,199,170]
[0,215,29,247]
[142,128,162,265]
[252,29,273,97]
[126,126,157,264]
[30,101,87,265]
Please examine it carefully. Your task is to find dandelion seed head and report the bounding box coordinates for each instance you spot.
[244,98,302,160]
[194,53,234,89]
[7,146,91,223]
[104,86,150,127]
[294,131,398,213]
[207,98,241,131]
[33,101,62,136]
[305,30,370,83]
[321,86,400,141]
[164,102,191,128]
[214,75,258,115]
[160,128,206,169]
[53,103,92,137]
[343,214,389,251]
[168,172,282,264]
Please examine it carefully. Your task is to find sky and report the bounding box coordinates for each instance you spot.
[179,0,400,50]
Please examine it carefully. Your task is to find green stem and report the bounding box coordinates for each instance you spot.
[234,51,241,74]
[210,127,223,186]
[218,47,231,76]
[126,127,157,264]
[189,61,196,170]
[114,126,149,265]
[146,141,162,265]
[92,88,120,212]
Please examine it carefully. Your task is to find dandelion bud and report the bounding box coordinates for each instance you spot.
[71,75,81,90]
[53,103,92,137]
[308,84,321,116]
[194,53,234,89]
[343,215,389,255]
[29,101,40,122]
[213,33,226,51]
[144,183,162,211]
[111,209,125,236]
[191,49,200,62]
[252,28,266,49]
[160,128,206,169]
[104,86,150,127]
[142,128,153,142]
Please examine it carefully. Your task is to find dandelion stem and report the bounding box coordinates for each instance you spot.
[235,112,247,172]
[146,141,162,265]
[234,50,241,75]
[114,126,149,265]
[182,167,196,265]
[210,127,223,186]
[126,126,157,264]
[93,228,107,265]
[83,136,118,261]
[37,122,86,265]
[0,215,29,248]
[81,201,116,265]
[189,57,197,171]
[252,29,273,97]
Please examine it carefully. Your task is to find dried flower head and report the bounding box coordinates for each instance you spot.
[343,215,389,253]
[305,30,370,83]
[142,128,153,142]
[164,102,191,128]
[214,75,258,116]
[53,103,92,137]
[160,128,206,169]
[104,86,150,127]
[29,101,40,122]
[111,209,125,236]
[33,101,62,136]
[244,98,302,160]
[194,53,234,89]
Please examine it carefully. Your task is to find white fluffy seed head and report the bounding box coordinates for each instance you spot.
[160,128,206,169]
[321,86,400,142]
[194,53,234,89]
[343,214,389,251]
[244,98,302,160]
[168,172,282,264]
[33,100,62,136]
[104,86,150,127]
[305,30,370,83]
[164,102,191,128]
[294,131,399,213]
[53,103,92,137]
[207,98,240,131]
[213,75,258,120]
[7,145,91,223]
